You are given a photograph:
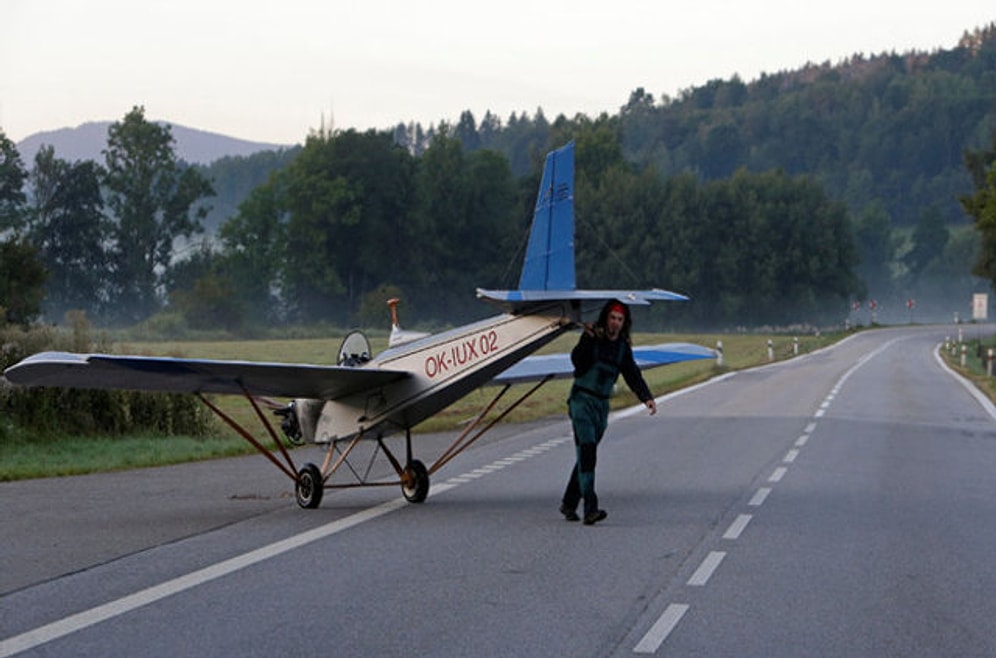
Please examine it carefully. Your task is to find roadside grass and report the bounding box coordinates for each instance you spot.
[0,431,251,480]
[938,333,996,405]
[1,329,845,481]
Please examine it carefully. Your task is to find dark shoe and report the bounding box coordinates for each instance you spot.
[559,504,580,522]
[583,509,607,526]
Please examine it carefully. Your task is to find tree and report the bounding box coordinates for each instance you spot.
[853,201,897,298]
[912,227,985,315]
[904,205,950,279]
[195,146,299,233]
[216,172,289,321]
[171,271,246,331]
[454,110,480,152]
[28,146,109,319]
[0,130,41,325]
[962,125,996,288]
[478,111,502,147]
[280,129,414,323]
[962,158,996,285]
[700,122,743,179]
[0,129,28,232]
[102,106,214,323]
[0,237,46,325]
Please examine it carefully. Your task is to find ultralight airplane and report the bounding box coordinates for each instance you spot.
[4,142,714,509]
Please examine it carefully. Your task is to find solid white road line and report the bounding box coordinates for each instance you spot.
[2,426,578,657]
[0,497,409,658]
[633,603,690,654]
[934,344,996,421]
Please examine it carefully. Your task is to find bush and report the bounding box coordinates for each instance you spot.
[1,320,215,440]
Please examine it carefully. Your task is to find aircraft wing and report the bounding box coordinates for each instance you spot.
[491,342,715,385]
[4,351,411,399]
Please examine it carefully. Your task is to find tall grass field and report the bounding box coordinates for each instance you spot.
[2,330,842,481]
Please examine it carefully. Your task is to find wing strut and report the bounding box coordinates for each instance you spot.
[428,374,555,476]
[197,391,298,482]
[320,432,365,483]
[186,374,556,508]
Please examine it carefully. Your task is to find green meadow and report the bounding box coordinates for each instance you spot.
[1,331,843,481]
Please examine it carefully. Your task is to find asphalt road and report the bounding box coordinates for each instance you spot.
[3,324,996,657]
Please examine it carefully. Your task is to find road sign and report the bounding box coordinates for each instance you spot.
[973,293,988,320]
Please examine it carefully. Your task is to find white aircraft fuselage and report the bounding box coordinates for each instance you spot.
[298,302,577,443]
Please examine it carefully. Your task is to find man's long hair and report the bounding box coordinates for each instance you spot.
[594,299,632,344]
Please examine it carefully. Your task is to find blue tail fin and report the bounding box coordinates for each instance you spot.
[518,141,576,291]
[477,141,689,311]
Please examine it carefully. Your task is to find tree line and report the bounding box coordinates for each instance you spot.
[0,106,986,331]
[2,110,862,331]
[415,23,996,231]
[1,106,211,326]
[186,22,996,324]
[207,118,863,329]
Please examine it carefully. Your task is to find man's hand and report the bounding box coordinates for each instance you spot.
[645,398,657,415]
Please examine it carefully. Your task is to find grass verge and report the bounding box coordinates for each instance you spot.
[1,329,846,481]
[938,334,996,405]
[0,429,252,481]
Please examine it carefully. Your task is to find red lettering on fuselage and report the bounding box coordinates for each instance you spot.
[423,349,449,377]
[423,330,499,379]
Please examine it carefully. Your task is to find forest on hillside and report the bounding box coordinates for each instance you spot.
[3,25,996,332]
[197,25,996,234]
[446,24,996,228]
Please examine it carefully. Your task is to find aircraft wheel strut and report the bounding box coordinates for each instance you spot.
[296,463,324,509]
[401,459,429,503]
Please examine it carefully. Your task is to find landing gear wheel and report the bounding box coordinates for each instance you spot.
[295,463,324,509]
[401,459,429,503]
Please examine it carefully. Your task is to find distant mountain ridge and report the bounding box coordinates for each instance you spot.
[15,121,294,166]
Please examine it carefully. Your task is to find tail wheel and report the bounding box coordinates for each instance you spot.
[296,463,324,509]
[401,459,429,503]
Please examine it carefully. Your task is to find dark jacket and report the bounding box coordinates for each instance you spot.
[570,332,652,403]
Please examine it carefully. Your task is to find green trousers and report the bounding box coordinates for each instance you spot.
[562,391,609,516]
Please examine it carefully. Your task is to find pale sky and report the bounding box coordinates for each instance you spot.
[1,0,994,146]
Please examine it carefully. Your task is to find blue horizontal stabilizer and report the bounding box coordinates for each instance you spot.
[476,287,689,310]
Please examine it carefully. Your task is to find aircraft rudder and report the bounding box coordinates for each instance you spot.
[517,141,576,291]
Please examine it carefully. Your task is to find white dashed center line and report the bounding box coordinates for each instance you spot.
[688,551,726,586]
[749,487,772,507]
[633,604,690,654]
[723,514,753,540]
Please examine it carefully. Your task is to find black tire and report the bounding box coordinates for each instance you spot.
[401,459,429,503]
[295,463,324,509]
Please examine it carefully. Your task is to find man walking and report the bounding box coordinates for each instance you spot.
[560,300,657,525]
